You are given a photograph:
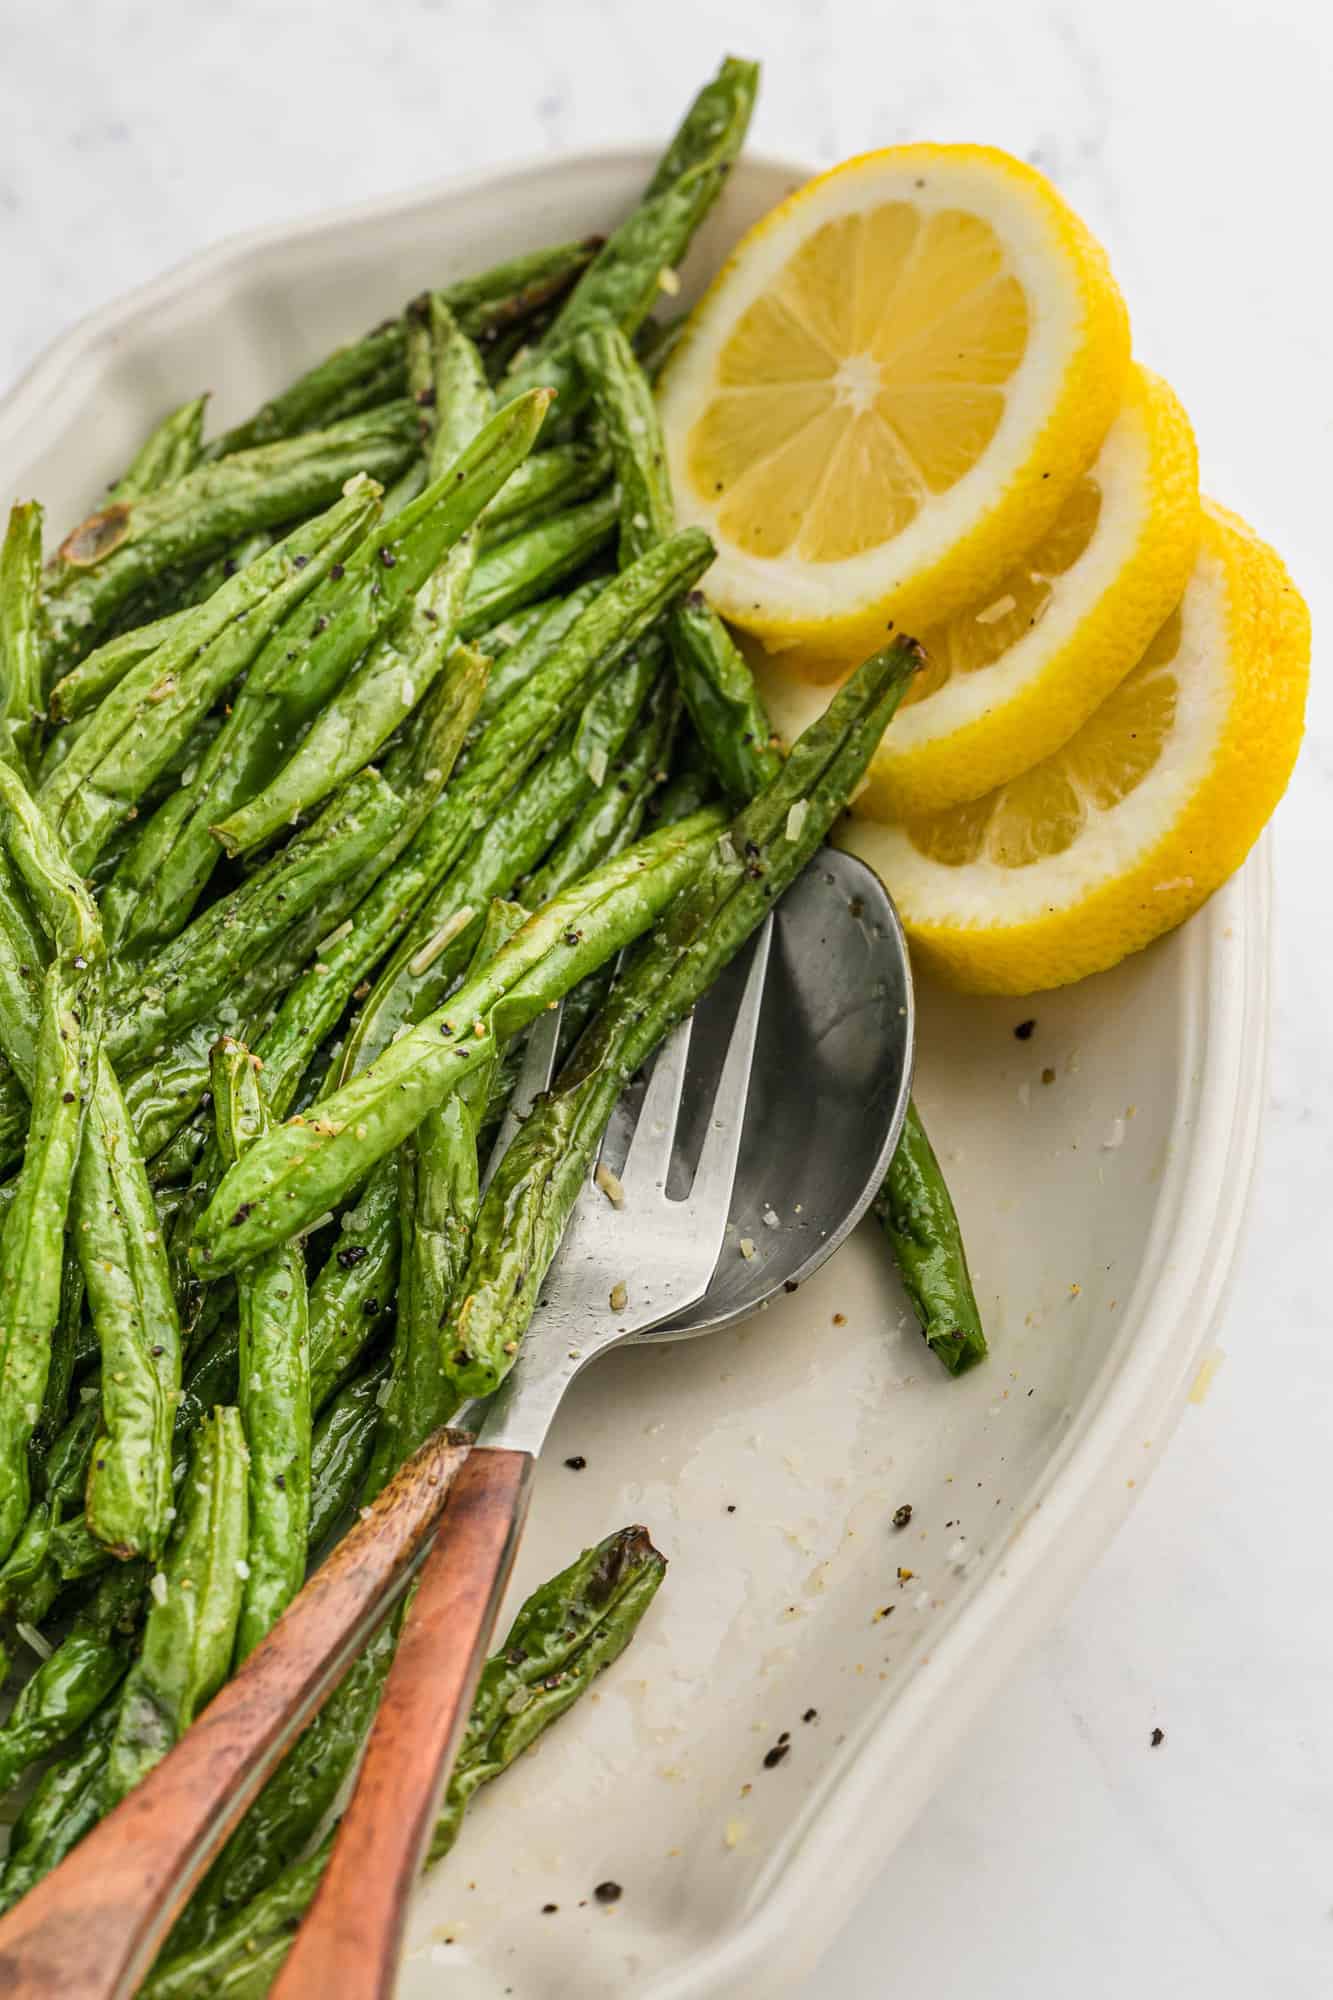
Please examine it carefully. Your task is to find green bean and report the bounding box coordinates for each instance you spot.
[202,241,599,462]
[0,1500,54,1608]
[0,1286,368,1803]
[141,1523,666,1998]
[0,847,51,1096]
[444,641,920,1398]
[42,480,381,870]
[574,320,781,800]
[108,396,208,503]
[430,1523,667,1860]
[206,589,469,865]
[635,310,688,380]
[872,1099,987,1375]
[0,767,181,1564]
[34,1246,85,1455]
[479,438,613,543]
[46,605,190,726]
[0,961,94,1563]
[212,1042,310,1660]
[253,533,707,1114]
[176,529,275,610]
[41,404,421,675]
[0,1700,118,1913]
[0,1560,144,1790]
[37,1395,100,1516]
[205,326,409,462]
[110,657,484,1111]
[306,1361,390,1553]
[472,581,600,721]
[77,1054,183,1561]
[105,1406,249,1806]
[193,806,725,1276]
[0,502,45,779]
[113,403,542,961]
[504,57,759,418]
[106,766,407,1074]
[339,638,666,1076]
[522,669,679,905]
[210,316,498,866]
[124,1019,223,1166]
[459,488,619,635]
[305,1161,400,1408]
[361,902,523,1501]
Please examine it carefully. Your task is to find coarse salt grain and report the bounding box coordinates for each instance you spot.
[150,1573,169,1608]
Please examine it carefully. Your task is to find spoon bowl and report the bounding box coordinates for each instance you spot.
[642,845,913,1338]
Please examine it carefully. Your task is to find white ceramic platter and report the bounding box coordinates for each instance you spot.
[0,151,1270,1998]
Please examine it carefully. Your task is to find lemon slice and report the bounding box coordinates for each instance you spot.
[753,365,1200,817]
[659,144,1130,665]
[843,504,1308,994]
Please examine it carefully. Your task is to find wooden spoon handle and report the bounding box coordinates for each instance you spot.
[0,1427,474,2000]
[270,1446,535,2000]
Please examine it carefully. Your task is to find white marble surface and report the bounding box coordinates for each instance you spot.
[3,0,1330,1993]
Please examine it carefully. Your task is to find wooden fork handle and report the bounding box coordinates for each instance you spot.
[0,1428,475,2000]
[270,1446,535,2000]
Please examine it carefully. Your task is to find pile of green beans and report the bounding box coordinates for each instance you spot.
[0,53,984,1994]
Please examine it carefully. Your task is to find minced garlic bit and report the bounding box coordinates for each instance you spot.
[407,905,476,978]
[609,1281,628,1312]
[658,265,681,296]
[150,1572,169,1608]
[784,800,808,844]
[16,1619,52,1660]
[401,677,416,707]
[235,1559,251,1581]
[761,1206,779,1229]
[594,1161,625,1209]
[739,1237,757,1260]
[586,745,609,787]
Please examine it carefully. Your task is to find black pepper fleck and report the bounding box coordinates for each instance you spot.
[563,1455,587,1471]
[1013,1018,1036,1040]
[892,1503,913,1530]
[1150,1727,1165,1748]
[593,1881,622,1904]
[763,1742,790,1769]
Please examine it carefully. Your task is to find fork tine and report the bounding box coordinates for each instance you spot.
[686,914,773,1210]
[618,1013,694,1190]
[480,1000,563,1193]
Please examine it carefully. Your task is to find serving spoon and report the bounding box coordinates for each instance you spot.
[0,847,913,2000]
